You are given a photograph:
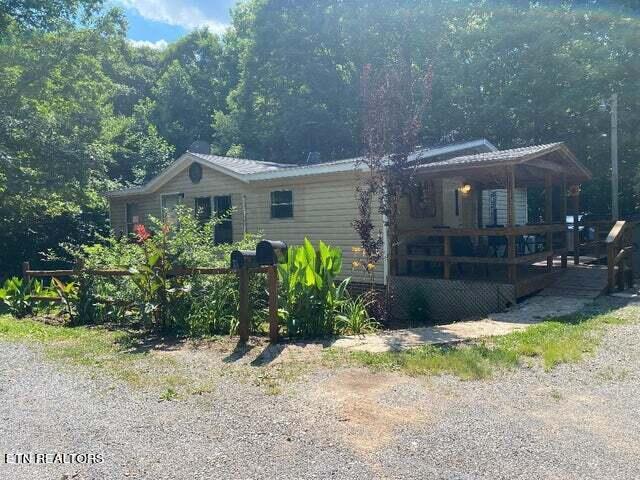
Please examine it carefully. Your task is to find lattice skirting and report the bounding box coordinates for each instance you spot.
[389,276,516,323]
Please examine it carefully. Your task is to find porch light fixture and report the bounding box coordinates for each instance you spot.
[460,184,472,194]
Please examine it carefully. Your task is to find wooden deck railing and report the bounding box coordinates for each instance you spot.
[605,220,634,293]
[572,219,615,265]
[396,223,569,284]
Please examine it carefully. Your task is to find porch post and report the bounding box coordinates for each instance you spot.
[544,173,553,270]
[506,166,517,284]
[571,186,581,265]
[560,173,568,268]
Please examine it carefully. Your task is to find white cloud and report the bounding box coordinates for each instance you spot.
[120,0,229,34]
[128,38,169,49]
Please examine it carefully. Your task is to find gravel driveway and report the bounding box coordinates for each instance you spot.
[2,301,640,479]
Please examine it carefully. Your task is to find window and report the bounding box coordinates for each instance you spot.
[270,190,293,219]
[195,197,212,222]
[161,193,184,224]
[125,203,140,234]
[214,195,233,244]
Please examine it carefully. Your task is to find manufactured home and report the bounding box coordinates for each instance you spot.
[106,139,597,321]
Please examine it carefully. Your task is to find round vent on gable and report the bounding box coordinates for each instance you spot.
[189,162,203,184]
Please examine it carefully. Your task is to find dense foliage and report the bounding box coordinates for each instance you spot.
[1,0,640,278]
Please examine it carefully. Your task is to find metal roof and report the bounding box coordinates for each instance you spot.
[415,142,591,181]
[188,153,294,175]
[103,139,503,197]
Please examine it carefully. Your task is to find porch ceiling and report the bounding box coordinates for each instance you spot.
[414,142,591,185]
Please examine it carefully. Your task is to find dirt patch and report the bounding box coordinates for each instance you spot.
[317,369,426,452]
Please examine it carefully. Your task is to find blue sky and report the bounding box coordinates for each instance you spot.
[112,0,239,48]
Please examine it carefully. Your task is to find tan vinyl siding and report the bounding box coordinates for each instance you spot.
[108,166,384,284]
[244,171,383,283]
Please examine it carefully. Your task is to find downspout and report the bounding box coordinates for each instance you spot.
[242,194,247,236]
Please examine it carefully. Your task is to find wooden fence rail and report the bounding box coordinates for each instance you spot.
[21,261,278,343]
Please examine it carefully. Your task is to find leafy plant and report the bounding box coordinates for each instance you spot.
[278,238,349,338]
[128,224,176,329]
[51,277,79,323]
[335,295,380,335]
[0,277,42,318]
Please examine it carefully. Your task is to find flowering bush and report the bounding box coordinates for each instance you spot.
[70,206,265,334]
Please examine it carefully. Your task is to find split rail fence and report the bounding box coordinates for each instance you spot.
[21,261,279,343]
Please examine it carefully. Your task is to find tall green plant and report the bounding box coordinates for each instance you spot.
[277,238,349,338]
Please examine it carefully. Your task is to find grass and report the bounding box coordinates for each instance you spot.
[0,314,184,390]
[0,314,304,397]
[0,301,635,392]
[327,307,635,380]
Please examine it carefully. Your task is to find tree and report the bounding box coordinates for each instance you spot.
[152,29,231,154]
[0,0,103,33]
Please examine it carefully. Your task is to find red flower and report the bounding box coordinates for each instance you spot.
[134,224,151,243]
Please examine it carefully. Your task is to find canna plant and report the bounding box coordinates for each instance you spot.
[0,277,45,318]
[129,223,172,329]
[277,238,350,338]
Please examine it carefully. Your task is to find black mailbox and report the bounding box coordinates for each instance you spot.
[256,240,288,266]
[231,250,258,270]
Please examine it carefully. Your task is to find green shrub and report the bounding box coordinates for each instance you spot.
[69,206,265,334]
[406,287,429,325]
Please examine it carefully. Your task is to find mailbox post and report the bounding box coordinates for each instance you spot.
[256,241,287,343]
[231,250,258,343]
[231,243,285,344]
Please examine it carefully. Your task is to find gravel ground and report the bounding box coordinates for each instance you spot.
[2,299,640,479]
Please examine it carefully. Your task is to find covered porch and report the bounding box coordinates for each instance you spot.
[390,143,594,319]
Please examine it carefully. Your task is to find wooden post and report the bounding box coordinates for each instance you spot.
[443,235,451,280]
[237,266,249,343]
[607,242,615,293]
[506,166,516,228]
[544,173,553,270]
[508,235,517,284]
[506,167,517,284]
[617,252,625,291]
[74,258,85,274]
[560,174,568,268]
[628,226,634,288]
[22,261,30,283]
[267,266,279,343]
[571,186,580,265]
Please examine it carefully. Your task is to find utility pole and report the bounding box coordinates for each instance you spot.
[611,93,619,220]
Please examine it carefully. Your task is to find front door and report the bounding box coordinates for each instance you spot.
[214,195,233,244]
[442,179,462,228]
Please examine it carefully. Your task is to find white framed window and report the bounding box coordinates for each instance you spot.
[270,190,293,219]
[161,193,184,224]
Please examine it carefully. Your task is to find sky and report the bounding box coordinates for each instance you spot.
[111,0,239,49]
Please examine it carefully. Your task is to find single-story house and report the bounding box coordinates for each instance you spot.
[105,139,592,321]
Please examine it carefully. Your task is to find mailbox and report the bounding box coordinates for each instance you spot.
[231,250,258,270]
[256,240,288,266]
